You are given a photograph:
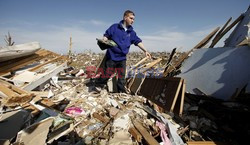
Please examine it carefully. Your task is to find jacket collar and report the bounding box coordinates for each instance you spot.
[119,20,133,32]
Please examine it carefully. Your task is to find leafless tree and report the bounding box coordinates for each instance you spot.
[5,32,15,46]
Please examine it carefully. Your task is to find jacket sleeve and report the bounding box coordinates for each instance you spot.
[131,31,142,46]
[104,24,116,39]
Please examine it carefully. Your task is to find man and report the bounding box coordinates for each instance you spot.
[95,10,151,93]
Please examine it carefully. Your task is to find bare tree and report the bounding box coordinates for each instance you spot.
[5,32,15,46]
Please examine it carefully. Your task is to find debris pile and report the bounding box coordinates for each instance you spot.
[0,6,250,145]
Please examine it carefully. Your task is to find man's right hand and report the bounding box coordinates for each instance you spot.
[145,51,152,59]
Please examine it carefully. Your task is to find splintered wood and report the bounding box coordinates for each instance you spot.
[0,49,68,76]
[132,120,160,145]
[0,80,34,107]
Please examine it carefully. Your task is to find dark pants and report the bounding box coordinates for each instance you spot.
[96,59,126,93]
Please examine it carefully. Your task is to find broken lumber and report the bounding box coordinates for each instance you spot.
[93,112,110,123]
[133,56,149,68]
[163,27,220,76]
[209,17,232,48]
[209,14,244,48]
[173,79,186,116]
[28,55,66,72]
[129,127,142,142]
[163,48,177,77]
[132,120,159,145]
[0,49,50,76]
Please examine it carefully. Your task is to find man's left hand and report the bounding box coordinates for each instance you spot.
[145,51,152,59]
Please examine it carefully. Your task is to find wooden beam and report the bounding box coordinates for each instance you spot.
[0,84,20,98]
[163,26,220,76]
[132,120,159,145]
[193,27,220,49]
[0,49,48,71]
[29,91,49,98]
[209,14,244,48]
[169,79,183,112]
[0,79,30,95]
[129,127,142,142]
[127,58,161,90]
[133,56,149,68]
[0,49,51,76]
[22,103,40,116]
[92,112,110,123]
[142,58,162,72]
[39,99,57,108]
[163,48,176,77]
[209,17,232,48]
[173,79,186,116]
[129,75,146,94]
[28,55,64,72]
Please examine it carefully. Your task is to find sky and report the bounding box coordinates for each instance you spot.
[0,0,249,54]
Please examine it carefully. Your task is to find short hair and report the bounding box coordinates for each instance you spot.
[123,10,135,17]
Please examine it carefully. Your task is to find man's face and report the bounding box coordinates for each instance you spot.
[124,13,135,26]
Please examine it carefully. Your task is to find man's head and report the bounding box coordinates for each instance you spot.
[123,10,135,26]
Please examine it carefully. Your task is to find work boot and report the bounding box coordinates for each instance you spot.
[91,84,107,94]
[92,86,102,93]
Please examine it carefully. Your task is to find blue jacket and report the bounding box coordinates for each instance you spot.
[104,20,142,61]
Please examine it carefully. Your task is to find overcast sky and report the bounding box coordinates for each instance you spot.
[0,0,249,54]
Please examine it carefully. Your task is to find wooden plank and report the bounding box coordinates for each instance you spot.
[209,17,232,48]
[39,99,56,108]
[9,85,30,95]
[30,91,49,98]
[130,74,145,94]
[209,14,244,48]
[0,49,51,76]
[0,49,47,71]
[173,79,186,116]
[142,58,162,72]
[127,57,161,89]
[0,79,30,95]
[169,78,183,112]
[28,55,64,72]
[133,56,149,68]
[129,127,142,142]
[163,48,176,76]
[92,112,110,123]
[0,84,20,98]
[132,120,159,145]
[0,82,34,107]
[163,26,221,76]
[194,27,220,49]
[22,103,40,116]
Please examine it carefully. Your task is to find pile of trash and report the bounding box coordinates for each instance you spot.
[0,6,250,145]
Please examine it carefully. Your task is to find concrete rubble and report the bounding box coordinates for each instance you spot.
[0,6,250,145]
